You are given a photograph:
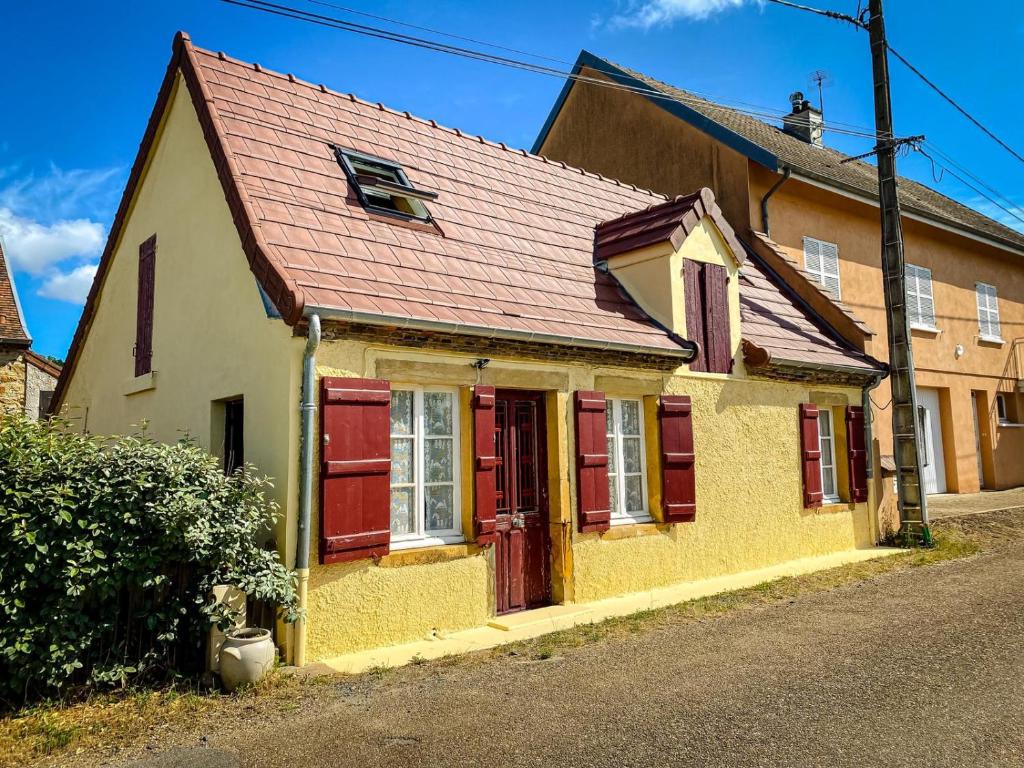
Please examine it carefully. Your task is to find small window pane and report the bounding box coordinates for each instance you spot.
[620,400,640,436]
[623,437,642,474]
[624,475,644,513]
[609,474,620,515]
[424,391,453,435]
[818,411,832,438]
[822,465,836,497]
[391,437,414,484]
[391,390,414,435]
[606,405,614,435]
[425,485,454,532]
[424,437,454,483]
[390,488,415,535]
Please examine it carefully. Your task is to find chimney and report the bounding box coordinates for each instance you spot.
[783,90,824,147]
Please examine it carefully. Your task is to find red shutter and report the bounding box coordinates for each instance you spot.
[574,391,610,533]
[319,378,391,564]
[135,235,156,376]
[472,385,497,546]
[684,261,707,372]
[845,405,869,502]
[799,403,824,509]
[660,395,697,523]
[703,263,732,374]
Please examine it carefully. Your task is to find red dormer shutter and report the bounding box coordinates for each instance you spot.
[703,263,732,374]
[800,403,824,509]
[574,391,611,533]
[319,378,391,564]
[684,262,707,373]
[660,395,697,523]
[472,385,497,546]
[845,405,869,503]
[134,235,156,376]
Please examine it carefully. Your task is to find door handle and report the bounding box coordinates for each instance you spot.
[512,514,525,529]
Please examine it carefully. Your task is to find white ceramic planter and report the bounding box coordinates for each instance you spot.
[219,627,274,692]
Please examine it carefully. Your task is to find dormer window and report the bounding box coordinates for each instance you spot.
[334,147,437,222]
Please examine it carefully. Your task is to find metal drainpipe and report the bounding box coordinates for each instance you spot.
[293,313,321,668]
[760,167,792,237]
[863,370,886,541]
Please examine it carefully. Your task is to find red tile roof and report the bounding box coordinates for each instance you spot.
[740,255,882,373]
[0,239,30,346]
[190,38,694,354]
[594,189,745,263]
[56,33,883,407]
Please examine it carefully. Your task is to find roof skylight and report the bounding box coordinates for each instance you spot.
[334,147,437,222]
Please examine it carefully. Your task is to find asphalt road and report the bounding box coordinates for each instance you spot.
[125,513,1024,768]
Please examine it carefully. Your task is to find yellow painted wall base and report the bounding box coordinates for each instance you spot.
[309,545,901,675]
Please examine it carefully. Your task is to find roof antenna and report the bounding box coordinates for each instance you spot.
[809,70,832,115]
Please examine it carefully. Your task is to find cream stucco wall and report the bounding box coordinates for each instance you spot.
[302,339,870,661]
[57,70,875,665]
[57,74,304,556]
[608,217,744,372]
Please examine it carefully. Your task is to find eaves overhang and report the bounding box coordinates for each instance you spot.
[303,305,699,362]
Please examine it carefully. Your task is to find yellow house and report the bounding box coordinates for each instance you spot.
[532,52,1024,517]
[54,34,887,665]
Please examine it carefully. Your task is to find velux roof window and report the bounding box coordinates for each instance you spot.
[334,147,437,222]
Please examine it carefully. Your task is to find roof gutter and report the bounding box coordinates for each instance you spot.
[760,166,791,238]
[303,305,698,361]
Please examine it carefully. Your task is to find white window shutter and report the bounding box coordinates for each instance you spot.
[977,283,1001,338]
[919,269,935,328]
[803,237,841,298]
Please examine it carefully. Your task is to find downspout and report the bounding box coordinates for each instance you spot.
[863,370,886,543]
[760,167,792,237]
[293,313,320,668]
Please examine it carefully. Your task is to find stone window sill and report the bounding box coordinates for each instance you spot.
[910,325,941,337]
[978,336,1006,348]
[377,541,479,567]
[123,371,156,396]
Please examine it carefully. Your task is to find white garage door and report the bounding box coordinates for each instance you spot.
[916,387,947,495]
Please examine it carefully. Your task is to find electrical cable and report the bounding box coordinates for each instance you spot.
[219,0,894,143]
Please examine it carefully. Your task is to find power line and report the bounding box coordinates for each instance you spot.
[220,0,893,143]
[922,141,1024,219]
[885,44,1024,167]
[766,0,1024,167]
[916,146,1024,229]
[299,0,573,65]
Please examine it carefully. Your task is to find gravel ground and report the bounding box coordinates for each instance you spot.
[115,510,1024,768]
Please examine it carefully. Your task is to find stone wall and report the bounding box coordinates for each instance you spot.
[25,358,57,420]
[0,348,26,415]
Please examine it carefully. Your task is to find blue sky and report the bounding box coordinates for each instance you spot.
[3,0,1022,359]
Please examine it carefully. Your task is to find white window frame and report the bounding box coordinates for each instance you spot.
[606,397,651,525]
[976,282,1002,341]
[803,236,842,298]
[906,264,937,330]
[389,386,463,550]
[817,408,841,504]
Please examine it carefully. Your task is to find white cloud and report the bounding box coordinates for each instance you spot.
[610,0,753,28]
[0,165,121,222]
[0,207,105,275]
[37,263,98,304]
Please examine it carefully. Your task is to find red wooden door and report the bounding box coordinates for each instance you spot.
[493,391,550,615]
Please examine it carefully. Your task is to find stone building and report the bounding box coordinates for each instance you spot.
[0,240,60,419]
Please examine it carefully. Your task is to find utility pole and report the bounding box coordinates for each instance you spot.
[867,0,930,544]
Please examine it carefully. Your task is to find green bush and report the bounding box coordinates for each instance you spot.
[0,415,298,707]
